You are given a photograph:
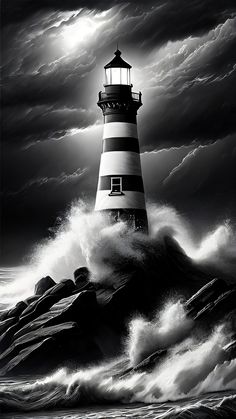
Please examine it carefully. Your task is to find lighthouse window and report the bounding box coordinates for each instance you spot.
[105,68,130,85]
[105,68,112,84]
[121,68,130,85]
[111,68,120,84]
[110,177,123,195]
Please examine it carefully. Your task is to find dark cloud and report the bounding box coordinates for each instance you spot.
[2,2,235,149]
[1,128,101,264]
[139,17,236,149]
[8,168,88,196]
[2,105,97,144]
[1,0,114,25]
[142,136,236,234]
[2,55,96,108]
[3,0,236,46]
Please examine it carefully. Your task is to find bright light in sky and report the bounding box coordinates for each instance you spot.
[62,14,106,49]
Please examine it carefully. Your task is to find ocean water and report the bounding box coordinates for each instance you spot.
[0,374,235,418]
[0,381,235,419]
[0,203,236,418]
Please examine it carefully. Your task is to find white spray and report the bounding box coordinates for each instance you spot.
[0,201,235,305]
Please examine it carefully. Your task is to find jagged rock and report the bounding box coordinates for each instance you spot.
[19,295,60,324]
[194,288,236,324]
[96,271,150,329]
[115,349,167,380]
[0,280,77,353]
[224,340,236,361]
[0,317,16,335]
[14,290,97,340]
[0,322,103,376]
[0,242,234,379]
[0,310,8,322]
[185,278,229,318]
[15,322,81,348]
[18,279,76,325]
[6,301,28,319]
[74,267,90,289]
[34,276,56,295]
[0,322,80,369]
[0,324,23,353]
[0,338,56,376]
[24,295,40,305]
[133,349,168,373]
[0,301,28,323]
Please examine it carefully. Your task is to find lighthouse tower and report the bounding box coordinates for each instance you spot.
[95,49,148,232]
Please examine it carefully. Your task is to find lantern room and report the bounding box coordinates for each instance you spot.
[104,49,131,86]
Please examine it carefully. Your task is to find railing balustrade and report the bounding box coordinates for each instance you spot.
[98,91,142,103]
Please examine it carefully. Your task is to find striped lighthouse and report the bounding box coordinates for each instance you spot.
[95,49,148,232]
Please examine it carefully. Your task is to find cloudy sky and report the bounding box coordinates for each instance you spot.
[1,0,236,265]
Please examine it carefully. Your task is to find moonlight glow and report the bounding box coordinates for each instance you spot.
[62,14,107,49]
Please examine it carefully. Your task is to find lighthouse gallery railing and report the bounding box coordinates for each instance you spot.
[98,91,142,103]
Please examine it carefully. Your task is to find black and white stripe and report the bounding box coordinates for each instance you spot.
[95,119,147,211]
[103,138,139,153]
[95,190,146,210]
[98,151,142,177]
[103,122,138,139]
[104,113,137,124]
[95,82,148,234]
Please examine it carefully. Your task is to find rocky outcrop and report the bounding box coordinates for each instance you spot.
[14,279,76,332]
[0,317,16,335]
[183,277,236,326]
[0,235,235,377]
[115,349,168,380]
[34,276,56,295]
[0,338,55,376]
[14,290,97,339]
[74,267,90,289]
[224,340,236,361]
[185,278,229,317]
[0,322,78,369]
[0,322,103,375]
[0,301,28,322]
[194,288,236,324]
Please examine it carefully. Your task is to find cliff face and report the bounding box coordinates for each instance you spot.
[0,235,235,377]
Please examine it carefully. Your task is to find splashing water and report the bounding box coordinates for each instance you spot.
[0,303,235,413]
[0,201,236,416]
[0,201,235,306]
[127,300,194,366]
[148,204,234,261]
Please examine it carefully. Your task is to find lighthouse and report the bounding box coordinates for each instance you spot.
[95,49,148,232]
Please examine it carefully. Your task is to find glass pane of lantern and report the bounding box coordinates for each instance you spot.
[105,68,111,84]
[121,68,129,85]
[111,67,121,84]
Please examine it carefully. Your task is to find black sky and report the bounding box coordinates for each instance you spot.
[1,0,236,265]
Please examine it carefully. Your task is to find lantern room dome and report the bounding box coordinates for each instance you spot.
[104,49,132,69]
[104,49,131,85]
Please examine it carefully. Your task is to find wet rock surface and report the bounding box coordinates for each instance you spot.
[34,276,56,296]
[0,235,235,377]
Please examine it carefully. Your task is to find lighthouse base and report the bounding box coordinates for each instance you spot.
[100,209,148,233]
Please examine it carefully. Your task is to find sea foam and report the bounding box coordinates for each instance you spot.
[0,201,235,306]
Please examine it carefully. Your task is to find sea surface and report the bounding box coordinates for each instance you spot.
[0,375,235,419]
